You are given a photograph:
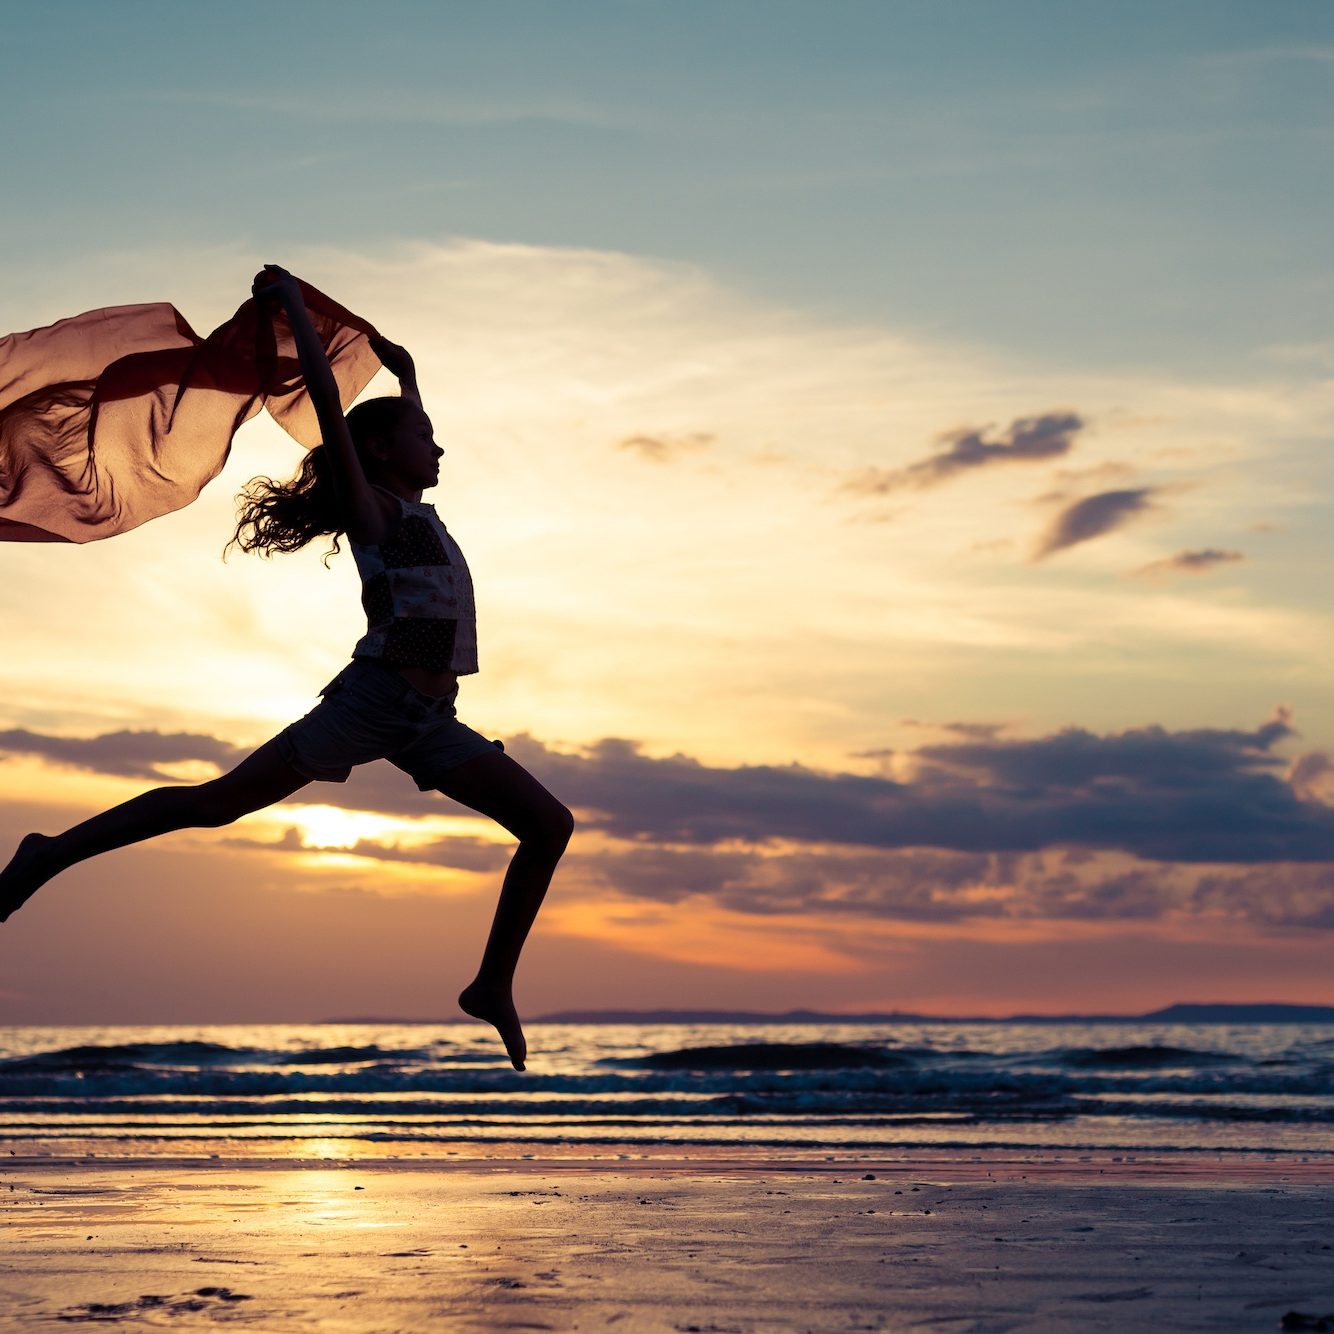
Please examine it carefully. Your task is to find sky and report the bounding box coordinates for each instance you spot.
[1,0,1333,1022]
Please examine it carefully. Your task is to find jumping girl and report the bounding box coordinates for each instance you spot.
[0,265,573,1071]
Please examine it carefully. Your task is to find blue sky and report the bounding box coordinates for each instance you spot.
[5,1,1332,371]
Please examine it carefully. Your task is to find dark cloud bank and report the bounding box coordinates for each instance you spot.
[501,714,1334,865]
[5,709,1333,928]
[0,728,243,782]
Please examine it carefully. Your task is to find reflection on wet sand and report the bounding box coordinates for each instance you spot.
[3,1156,1332,1330]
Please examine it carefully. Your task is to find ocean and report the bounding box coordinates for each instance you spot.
[0,1021,1330,1159]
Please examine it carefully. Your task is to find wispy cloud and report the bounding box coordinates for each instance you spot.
[1033,487,1157,560]
[843,412,1084,495]
[121,88,628,130]
[1287,750,1334,803]
[1136,548,1244,578]
[224,827,512,873]
[1191,44,1334,71]
[617,432,714,463]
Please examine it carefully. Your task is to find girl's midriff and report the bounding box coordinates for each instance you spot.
[394,665,461,700]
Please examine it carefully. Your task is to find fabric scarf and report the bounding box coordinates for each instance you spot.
[0,280,381,542]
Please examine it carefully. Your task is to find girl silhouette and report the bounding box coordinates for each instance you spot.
[0,265,573,1071]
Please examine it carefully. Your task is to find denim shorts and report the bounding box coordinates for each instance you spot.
[276,658,501,789]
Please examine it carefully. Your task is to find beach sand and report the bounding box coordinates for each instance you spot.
[2,1150,1331,1330]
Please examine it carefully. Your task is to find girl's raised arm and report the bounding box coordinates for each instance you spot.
[368,334,422,411]
[251,264,390,542]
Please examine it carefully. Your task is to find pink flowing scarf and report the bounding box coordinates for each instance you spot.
[0,280,381,542]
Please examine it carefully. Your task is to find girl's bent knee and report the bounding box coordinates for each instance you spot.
[553,803,575,845]
[522,802,574,850]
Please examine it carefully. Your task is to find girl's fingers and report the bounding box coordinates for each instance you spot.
[369,336,412,372]
[252,266,295,289]
[252,267,299,304]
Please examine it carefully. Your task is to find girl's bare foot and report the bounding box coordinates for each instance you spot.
[458,978,527,1071]
[0,833,58,923]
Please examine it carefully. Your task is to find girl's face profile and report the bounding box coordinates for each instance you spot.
[383,405,443,489]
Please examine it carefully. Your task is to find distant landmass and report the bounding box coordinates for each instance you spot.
[531,1003,1334,1024]
[323,1002,1334,1025]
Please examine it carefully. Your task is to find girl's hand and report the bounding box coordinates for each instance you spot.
[251,264,301,305]
[368,333,416,381]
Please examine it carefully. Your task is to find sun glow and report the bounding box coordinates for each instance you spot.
[244,804,500,852]
[269,805,405,850]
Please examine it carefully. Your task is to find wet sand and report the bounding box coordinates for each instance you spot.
[2,1151,1331,1330]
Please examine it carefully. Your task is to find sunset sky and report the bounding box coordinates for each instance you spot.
[2,0,1333,1022]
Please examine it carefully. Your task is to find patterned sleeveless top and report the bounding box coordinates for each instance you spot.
[349,492,478,675]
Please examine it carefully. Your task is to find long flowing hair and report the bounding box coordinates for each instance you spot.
[226,397,411,564]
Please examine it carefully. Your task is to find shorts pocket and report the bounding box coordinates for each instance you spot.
[318,665,356,698]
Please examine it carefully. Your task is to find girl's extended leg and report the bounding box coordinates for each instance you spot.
[0,737,311,922]
[433,749,574,1072]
